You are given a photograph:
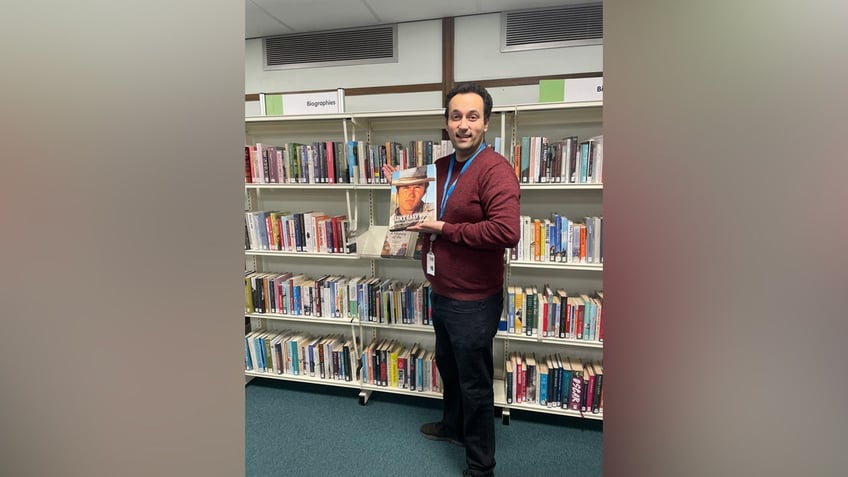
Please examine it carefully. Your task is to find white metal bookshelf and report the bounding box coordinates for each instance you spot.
[244,101,605,422]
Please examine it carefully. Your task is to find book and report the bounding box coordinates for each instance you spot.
[380,165,436,259]
[525,353,537,404]
[592,362,604,414]
[387,165,437,232]
[380,230,419,259]
[538,360,549,407]
[505,360,514,404]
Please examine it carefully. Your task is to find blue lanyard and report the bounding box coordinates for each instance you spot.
[439,143,485,220]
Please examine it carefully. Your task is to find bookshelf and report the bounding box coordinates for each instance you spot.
[497,101,604,423]
[243,101,603,422]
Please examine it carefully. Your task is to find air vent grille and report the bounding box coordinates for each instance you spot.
[264,25,397,70]
[503,3,603,52]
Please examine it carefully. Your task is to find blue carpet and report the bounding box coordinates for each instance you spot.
[246,378,602,476]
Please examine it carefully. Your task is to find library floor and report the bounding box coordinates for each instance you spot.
[246,378,602,476]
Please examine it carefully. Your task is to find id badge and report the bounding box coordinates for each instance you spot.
[426,251,435,276]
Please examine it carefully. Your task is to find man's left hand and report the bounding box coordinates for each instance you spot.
[407,221,444,234]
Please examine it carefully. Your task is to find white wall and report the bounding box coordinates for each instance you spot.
[246,20,443,94]
[246,13,603,112]
[454,14,603,80]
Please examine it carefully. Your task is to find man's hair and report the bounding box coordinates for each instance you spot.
[444,82,493,121]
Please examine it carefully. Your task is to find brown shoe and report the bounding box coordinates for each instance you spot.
[420,421,464,447]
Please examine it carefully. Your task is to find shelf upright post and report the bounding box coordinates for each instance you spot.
[342,117,357,232]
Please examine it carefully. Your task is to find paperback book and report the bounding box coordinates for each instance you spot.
[381,165,436,259]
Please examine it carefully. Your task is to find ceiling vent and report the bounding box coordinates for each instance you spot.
[502,3,603,52]
[264,25,397,70]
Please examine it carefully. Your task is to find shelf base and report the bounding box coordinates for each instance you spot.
[358,389,372,405]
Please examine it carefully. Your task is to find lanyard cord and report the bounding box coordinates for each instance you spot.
[438,142,486,220]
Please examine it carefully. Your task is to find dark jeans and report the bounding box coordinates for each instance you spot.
[431,291,503,477]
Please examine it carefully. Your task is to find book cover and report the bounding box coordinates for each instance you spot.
[387,165,437,232]
[380,165,436,259]
[381,231,418,259]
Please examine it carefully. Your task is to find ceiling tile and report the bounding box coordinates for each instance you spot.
[252,0,380,34]
[247,0,596,39]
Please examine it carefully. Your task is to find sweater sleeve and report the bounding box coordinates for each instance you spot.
[440,158,521,250]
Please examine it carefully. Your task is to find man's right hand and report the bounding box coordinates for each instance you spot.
[382,164,397,185]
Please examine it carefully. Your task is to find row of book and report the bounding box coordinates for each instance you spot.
[245,328,357,382]
[246,271,433,326]
[360,338,441,393]
[504,287,603,342]
[511,214,603,265]
[512,135,603,184]
[244,139,455,186]
[505,352,604,415]
[246,269,603,341]
[246,135,606,187]
[245,210,355,254]
[246,327,603,414]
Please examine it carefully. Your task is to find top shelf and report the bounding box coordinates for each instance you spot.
[245,101,603,124]
[506,101,602,112]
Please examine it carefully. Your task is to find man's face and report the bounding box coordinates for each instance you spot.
[397,184,426,215]
[446,92,489,161]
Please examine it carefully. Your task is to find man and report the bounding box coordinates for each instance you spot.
[383,82,520,477]
[389,166,436,231]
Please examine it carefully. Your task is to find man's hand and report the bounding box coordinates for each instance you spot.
[382,164,397,185]
[407,221,445,234]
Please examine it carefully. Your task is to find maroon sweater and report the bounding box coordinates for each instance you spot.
[421,147,521,300]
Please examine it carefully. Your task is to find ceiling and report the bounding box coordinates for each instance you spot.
[246,0,591,39]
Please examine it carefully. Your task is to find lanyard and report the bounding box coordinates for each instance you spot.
[439,143,485,220]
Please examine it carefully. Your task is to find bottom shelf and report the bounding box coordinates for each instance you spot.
[245,373,602,421]
[493,378,603,421]
[360,382,442,400]
[244,370,361,390]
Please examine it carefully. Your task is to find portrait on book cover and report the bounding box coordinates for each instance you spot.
[381,230,417,259]
[388,165,437,232]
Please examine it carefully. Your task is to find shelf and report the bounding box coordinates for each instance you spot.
[509,261,603,272]
[244,99,604,422]
[246,312,357,326]
[519,183,602,190]
[245,183,357,190]
[360,383,442,400]
[359,321,434,333]
[352,183,391,190]
[246,113,354,123]
[245,250,361,259]
[244,182,393,190]
[512,101,603,112]
[495,333,603,349]
[540,337,603,349]
[245,102,601,125]
[352,108,445,119]
[245,370,361,390]
[502,400,603,421]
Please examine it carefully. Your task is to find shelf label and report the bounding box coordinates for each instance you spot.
[539,78,603,103]
[260,89,345,116]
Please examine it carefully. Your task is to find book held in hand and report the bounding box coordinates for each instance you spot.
[387,165,437,232]
[381,165,437,259]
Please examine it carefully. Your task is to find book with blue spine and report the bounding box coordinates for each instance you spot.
[244,335,253,370]
[539,360,549,407]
